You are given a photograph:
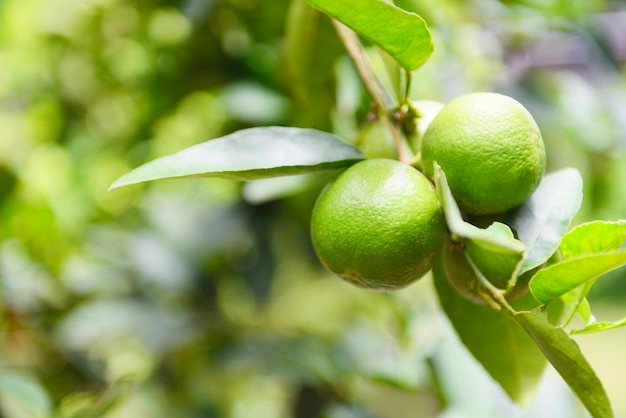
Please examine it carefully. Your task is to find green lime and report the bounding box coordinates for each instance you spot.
[310,158,446,291]
[421,92,546,215]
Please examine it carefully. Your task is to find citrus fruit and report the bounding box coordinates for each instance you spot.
[310,158,446,291]
[421,92,546,215]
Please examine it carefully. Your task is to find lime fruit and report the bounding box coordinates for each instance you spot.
[421,92,546,215]
[310,158,446,291]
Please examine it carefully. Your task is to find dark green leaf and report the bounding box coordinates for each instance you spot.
[560,220,626,259]
[305,0,433,70]
[508,168,583,274]
[529,251,626,304]
[433,262,546,406]
[109,127,364,189]
[515,311,614,418]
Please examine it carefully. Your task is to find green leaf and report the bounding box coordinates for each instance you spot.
[508,168,583,274]
[109,127,364,189]
[434,164,524,255]
[557,221,626,328]
[529,251,626,304]
[556,221,626,334]
[560,220,626,259]
[433,262,546,406]
[570,318,626,335]
[0,371,52,417]
[515,311,614,418]
[305,0,433,70]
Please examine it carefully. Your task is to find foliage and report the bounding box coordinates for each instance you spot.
[1,0,626,417]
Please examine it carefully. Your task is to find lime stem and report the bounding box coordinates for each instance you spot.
[332,19,413,165]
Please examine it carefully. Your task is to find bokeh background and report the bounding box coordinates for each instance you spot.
[1,0,625,417]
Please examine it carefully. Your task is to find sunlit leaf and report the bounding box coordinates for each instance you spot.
[515,311,614,418]
[508,168,583,274]
[110,127,364,189]
[560,220,626,259]
[305,0,433,70]
[530,251,626,304]
[557,221,626,327]
[570,319,626,335]
[433,262,546,406]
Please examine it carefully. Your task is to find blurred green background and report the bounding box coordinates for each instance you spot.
[0,0,625,417]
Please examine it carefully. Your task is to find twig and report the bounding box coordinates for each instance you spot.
[332,19,413,165]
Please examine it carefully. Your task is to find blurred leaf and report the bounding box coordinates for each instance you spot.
[515,311,614,418]
[305,0,433,70]
[570,318,626,335]
[219,82,288,125]
[529,251,626,304]
[284,0,345,129]
[0,371,52,417]
[433,262,546,406]
[325,404,377,418]
[242,172,329,205]
[110,127,364,189]
[342,324,422,391]
[559,220,626,259]
[508,168,583,274]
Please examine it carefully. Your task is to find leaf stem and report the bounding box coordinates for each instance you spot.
[403,69,412,104]
[465,253,517,315]
[332,19,413,165]
[561,281,595,329]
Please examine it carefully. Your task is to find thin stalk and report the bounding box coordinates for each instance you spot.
[403,69,412,104]
[465,253,517,315]
[561,281,595,329]
[332,19,413,165]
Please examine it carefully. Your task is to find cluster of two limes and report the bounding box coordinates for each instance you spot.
[310,93,546,293]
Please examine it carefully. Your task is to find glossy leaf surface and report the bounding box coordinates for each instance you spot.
[530,251,626,304]
[110,127,364,189]
[508,168,583,274]
[305,0,433,70]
